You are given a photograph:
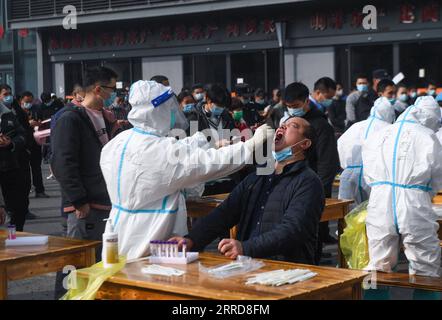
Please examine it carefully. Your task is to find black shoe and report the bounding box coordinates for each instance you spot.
[26,211,38,220]
[322,235,338,245]
[36,192,50,198]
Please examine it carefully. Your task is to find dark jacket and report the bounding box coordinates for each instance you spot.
[51,105,113,211]
[188,160,325,265]
[354,89,377,125]
[304,103,340,197]
[0,103,26,172]
[328,97,347,134]
[267,104,339,197]
[186,103,235,134]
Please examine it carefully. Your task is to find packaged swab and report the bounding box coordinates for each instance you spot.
[245,269,317,286]
[199,255,264,279]
[141,264,186,276]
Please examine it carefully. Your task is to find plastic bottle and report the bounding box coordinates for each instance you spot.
[102,218,119,268]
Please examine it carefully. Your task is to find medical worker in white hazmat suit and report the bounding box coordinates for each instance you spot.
[338,97,395,206]
[100,81,272,260]
[362,96,442,282]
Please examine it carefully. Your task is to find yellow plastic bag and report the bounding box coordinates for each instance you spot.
[60,256,126,300]
[340,201,369,270]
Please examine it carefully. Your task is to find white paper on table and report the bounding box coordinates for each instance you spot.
[5,236,49,247]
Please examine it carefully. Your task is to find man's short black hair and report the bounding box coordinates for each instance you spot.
[229,97,244,112]
[21,91,34,99]
[283,82,309,103]
[0,84,11,93]
[372,69,390,80]
[206,83,230,108]
[84,67,118,90]
[355,73,369,82]
[177,90,194,104]
[41,92,52,103]
[377,79,395,93]
[314,77,337,92]
[191,83,204,92]
[254,88,265,98]
[427,80,438,87]
[151,75,169,84]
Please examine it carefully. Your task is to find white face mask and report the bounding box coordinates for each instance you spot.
[194,93,204,102]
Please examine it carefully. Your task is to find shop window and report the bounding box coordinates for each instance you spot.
[400,42,442,88]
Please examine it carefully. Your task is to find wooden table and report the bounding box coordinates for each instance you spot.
[96,253,367,300]
[0,230,101,300]
[186,195,353,268]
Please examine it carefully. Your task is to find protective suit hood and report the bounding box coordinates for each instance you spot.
[370,97,395,124]
[398,96,441,132]
[128,80,188,136]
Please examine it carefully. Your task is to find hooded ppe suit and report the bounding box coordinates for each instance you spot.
[362,96,442,277]
[100,81,270,260]
[338,97,395,205]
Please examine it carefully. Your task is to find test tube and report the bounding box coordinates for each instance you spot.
[182,240,187,258]
[8,225,16,240]
[173,241,178,257]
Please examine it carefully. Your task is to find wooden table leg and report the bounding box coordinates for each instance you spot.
[0,263,7,300]
[337,206,348,268]
[352,283,362,300]
[84,248,97,267]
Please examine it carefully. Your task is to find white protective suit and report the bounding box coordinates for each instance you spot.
[100,81,270,260]
[362,96,442,277]
[338,97,395,205]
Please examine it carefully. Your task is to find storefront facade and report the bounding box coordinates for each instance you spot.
[6,0,442,97]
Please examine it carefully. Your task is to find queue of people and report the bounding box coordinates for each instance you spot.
[1,65,441,300]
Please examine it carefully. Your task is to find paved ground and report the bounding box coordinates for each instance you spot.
[2,165,438,299]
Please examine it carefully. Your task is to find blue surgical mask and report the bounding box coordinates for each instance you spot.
[104,92,117,108]
[428,89,436,96]
[256,99,266,105]
[399,94,408,102]
[2,96,13,107]
[183,103,195,114]
[388,98,396,106]
[357,84,368,92]
[211,105,224,117]
[272,139,307,162]
[320,99,333,108]
[287,107,306,117]
[411,92,418,99]
[23,102,32,110]
[272,147,293,162]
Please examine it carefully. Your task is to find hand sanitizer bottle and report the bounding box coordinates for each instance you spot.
[102,218,119,268]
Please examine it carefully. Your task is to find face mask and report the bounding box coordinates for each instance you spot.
[23,102,32,110]
[183,103,195,113]
[233,110,243,122]
[287,107,306,117]
[320,99,333,108]
[410,92,417,99]
[103,92,117,108]
[272,139,307,162]
[388,98,396,106]
[2,96,13,107]
[336,89,343,97]
[211,105,224,117]
[428,89,436,96]
[194,93,204,102]
[242,98,250,105]
[256,100,266,105]
[399,94,408,102]
[357,84,368,92]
